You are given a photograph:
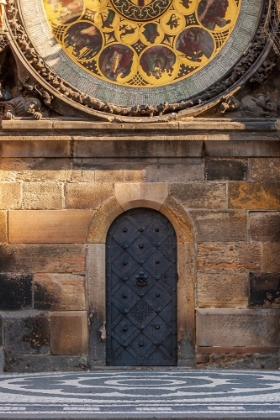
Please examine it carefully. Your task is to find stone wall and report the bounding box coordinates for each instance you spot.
[0,122,279,372]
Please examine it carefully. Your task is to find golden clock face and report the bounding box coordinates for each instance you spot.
[44,0,241,88]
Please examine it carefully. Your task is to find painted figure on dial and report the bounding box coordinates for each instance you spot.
[64,22,103,60]
[47,0,83,22]
[99,45,134,81]
[176,28,214,62]
[140,46,176,79]
[198,0,231,30]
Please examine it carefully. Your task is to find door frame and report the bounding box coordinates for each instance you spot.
[106,207,178,366]
[86,183,195,368]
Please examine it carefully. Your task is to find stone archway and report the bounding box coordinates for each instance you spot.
[86,183,195,368]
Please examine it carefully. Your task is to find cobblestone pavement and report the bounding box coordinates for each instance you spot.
[1,370,280,419]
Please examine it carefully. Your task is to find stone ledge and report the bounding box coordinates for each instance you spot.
[1,119,279,132]
[0,119,279,157]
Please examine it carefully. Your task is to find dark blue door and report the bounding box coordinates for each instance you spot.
[106,208,177,366]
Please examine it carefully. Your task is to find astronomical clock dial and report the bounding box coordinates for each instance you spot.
[15,0,263,109]
[43,0,241,87]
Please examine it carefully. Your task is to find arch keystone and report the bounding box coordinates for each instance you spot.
[115,183,168,211]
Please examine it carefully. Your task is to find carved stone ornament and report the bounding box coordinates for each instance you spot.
[3,0,279,121]
[3,95,43,119]
[219,93,278,118]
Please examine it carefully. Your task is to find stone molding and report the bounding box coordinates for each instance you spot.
[2,119,279,132]
[0,119,279,158]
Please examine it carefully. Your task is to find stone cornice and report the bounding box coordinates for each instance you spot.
[0,119,279,158]
[1,118,279,133]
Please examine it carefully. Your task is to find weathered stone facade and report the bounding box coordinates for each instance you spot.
[0,0,279,372]
[0,119,279,372]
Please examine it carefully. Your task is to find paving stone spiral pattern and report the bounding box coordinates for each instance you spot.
[1,370,280,419]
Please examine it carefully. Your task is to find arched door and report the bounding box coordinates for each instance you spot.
[106,208,177,366]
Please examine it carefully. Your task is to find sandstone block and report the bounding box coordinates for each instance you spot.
[191,211,247,242]
[170,183,227,209]
[177,242,195,365]
[0,140,70,158]
[123,163,146,182]
[69,159,94,183]
[73,139,203,158]
[0,273,32,310]
[160,195,194,242]
[249,272,280,307]
[50,311,88,355]
[72,161,124,183]
[115,183,168,210]
[9,210,94,243]
[197,271,248,308]
[0,158,71,182]
[72,158,145,182]
[0,244,86,272]
[197,243,261,271]
[229,182,280,210]
[0,183,21,209]
[0,211,7,243]
[196,308,280,347]
[123,165,146,182]
[22,182,63,209]
[87,244,106,364]
[95,167,124,183]
[205,140,280,157]
[263,243,280,272]
[3,311,49,355]
[87,244,105,313]
[145,159,204,182]
[87,196,123,243]
[249,212,280,242]
[34,273,86,310]
[4,354,88,373]
[205,158,247,181]
[249,158,280,182]
[65,183,113,209]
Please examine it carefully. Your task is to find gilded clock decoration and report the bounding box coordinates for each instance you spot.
[44,0,241,87]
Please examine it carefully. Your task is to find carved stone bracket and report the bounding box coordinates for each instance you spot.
[4,0,278,120]
[0,34,8,53]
